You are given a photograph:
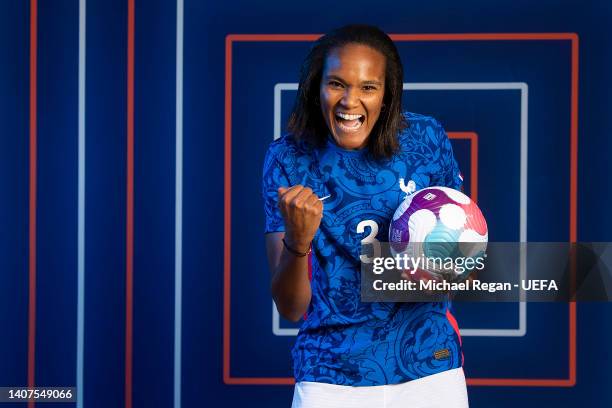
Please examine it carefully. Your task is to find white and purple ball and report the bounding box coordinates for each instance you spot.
[389,187,488,279]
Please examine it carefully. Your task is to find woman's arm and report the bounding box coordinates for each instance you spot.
[265,185,323,322]
[266,232,311,322]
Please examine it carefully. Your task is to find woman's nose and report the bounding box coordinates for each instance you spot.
[340,87,359,108]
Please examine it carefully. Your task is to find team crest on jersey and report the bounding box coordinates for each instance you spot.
[399,178,416,196]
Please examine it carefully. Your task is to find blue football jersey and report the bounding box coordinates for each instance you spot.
[262,112,464,386]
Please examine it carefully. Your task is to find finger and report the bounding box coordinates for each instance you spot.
[278,184,304,195]
[310,195,325,216]
[305,193,320,208]
[315,197,324,211]
[278,184,301,198]
[303,194,322,215]
[280,185,304,204]
[290,187,314,207]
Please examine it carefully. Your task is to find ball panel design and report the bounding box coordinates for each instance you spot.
[439,187,471,204]
[388,186,488,281]
[461,201,488,236]
[439,204,467,230]
[407,209,437,242]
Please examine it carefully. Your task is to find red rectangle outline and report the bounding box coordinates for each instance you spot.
[125,1,135,407]
[448,132,478,203]
[224,33,578,387]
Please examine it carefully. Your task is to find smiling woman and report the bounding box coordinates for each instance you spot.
[288,25,407,159]
[262,24,468,408]
[320,44,386,150]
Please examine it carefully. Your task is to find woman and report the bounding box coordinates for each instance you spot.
[262,25,469,408]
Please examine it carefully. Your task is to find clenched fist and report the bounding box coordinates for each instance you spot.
[278,185,324,253]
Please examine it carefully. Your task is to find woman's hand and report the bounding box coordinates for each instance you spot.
[278,185,323,253]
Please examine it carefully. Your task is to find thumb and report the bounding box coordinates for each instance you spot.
[278,186,288,196]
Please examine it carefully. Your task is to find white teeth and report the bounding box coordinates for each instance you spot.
[337,119,363,132]
[336,112,363,120]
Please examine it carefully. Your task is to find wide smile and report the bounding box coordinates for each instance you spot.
[334,112,365,133]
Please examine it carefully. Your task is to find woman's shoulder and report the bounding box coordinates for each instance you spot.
[398,111,445,145]
[401,111,444,133]
[264,134,311,165]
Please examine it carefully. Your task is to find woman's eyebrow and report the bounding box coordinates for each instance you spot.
[324,75,383,86]
[324,74,346,82]
[361,80,383,86]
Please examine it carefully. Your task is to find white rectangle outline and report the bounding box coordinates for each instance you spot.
[272,82,528,338]
[76,0,85,406]
[76,2,185,406]
[174,0,184,407]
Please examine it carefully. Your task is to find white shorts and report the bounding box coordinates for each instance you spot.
[291,368,469,408]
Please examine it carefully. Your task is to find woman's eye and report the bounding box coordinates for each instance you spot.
[329,81,343,88]
[363,85,377,91]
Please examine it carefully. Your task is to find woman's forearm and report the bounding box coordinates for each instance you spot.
[271,246,312,322]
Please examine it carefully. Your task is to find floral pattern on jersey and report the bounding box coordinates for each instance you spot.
[262,112,463,386]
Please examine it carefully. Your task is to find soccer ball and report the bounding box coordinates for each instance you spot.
[389,187,488,281]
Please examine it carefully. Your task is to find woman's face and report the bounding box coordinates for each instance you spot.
[319,43,386,150]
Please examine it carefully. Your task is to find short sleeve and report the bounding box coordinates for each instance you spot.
[430,120,463,191]
[262,146,290,233]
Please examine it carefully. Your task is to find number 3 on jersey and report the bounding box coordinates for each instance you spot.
[356,219,381,263]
